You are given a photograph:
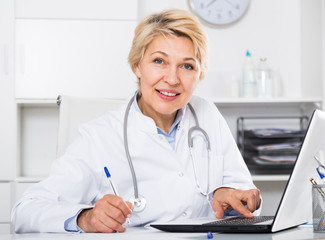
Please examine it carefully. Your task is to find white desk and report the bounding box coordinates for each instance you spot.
[2,226,325,240]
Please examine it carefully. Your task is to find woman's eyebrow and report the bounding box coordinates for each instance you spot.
[150,51,168,56]
[184,57,196,62]
[151,51,196,62]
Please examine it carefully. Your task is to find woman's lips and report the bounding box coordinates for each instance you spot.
[156,89,180,101]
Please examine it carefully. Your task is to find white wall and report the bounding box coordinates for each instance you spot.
[301,0,324,98]
[138,0,323,99]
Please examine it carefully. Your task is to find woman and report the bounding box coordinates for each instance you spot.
[12,9,261,233]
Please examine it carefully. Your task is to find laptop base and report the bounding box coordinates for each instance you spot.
[151,223,273,233]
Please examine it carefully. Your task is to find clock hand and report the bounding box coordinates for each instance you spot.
[223,0,239,9]
[204,0,216,8]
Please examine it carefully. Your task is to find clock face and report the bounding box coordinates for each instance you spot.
[189,0,250,25]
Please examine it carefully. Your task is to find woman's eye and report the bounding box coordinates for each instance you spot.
[154,58,163,64]
[183,64,193,70]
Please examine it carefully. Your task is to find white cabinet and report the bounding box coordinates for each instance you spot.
[0,0,15,232]
[18,103,59,178]
[15,0,137,20]
[0,224,11,234]
[13,181,36,204]
[0,182,12,233]
[15,19,137,99]
[15,0,138,100]
[0,0,16,181]
[13,0,139,179]
[0,183,11,222]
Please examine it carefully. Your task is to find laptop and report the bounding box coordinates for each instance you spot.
[151,109,325,233]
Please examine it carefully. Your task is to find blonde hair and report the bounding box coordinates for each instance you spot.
[128,9,209,81]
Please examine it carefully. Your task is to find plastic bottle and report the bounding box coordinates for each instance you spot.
[256,58,273,98]
[241,50,256,98]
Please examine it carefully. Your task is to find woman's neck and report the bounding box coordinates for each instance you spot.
[137,96,177,133]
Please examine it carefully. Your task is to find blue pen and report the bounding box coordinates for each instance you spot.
[104,166,131,225]
[314,156,325,179]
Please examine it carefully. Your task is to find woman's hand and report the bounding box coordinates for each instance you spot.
[77,194,133,233]
[211,187,261,219]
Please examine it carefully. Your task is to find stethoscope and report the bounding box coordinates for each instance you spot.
[124,96,211,212]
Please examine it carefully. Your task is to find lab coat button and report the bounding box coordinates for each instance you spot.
[178,172,184,177]
[182,212,187,217]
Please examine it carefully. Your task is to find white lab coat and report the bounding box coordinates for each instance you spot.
[12,95,259,233]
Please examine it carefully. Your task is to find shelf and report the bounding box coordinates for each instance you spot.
[15,97,128,107]
[15,176,44,183]
[16,98,58,107]
[211,97,322,108]
[15,97,323,106]
[252,175,289,182]
[212,97,322,103]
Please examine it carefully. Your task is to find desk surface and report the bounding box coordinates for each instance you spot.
[2,226,325,240]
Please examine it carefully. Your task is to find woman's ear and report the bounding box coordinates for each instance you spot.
[134,64,141,79]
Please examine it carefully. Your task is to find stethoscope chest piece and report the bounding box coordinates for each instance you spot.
[129,195,146,212]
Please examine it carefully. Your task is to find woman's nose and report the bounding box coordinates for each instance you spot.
[165,67,180,85]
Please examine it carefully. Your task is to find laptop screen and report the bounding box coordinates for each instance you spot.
[272,109,325,232]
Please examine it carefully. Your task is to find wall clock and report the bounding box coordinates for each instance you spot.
[189,0,250,26]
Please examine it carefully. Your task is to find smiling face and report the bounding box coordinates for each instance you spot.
[134,34,201,131]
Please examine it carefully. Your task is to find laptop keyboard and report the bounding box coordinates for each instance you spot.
[203,216,274,226]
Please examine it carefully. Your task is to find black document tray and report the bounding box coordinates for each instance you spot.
[237,116,308,175]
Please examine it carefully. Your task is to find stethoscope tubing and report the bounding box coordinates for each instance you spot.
[123,98,139,200]
[123,95,211,210]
